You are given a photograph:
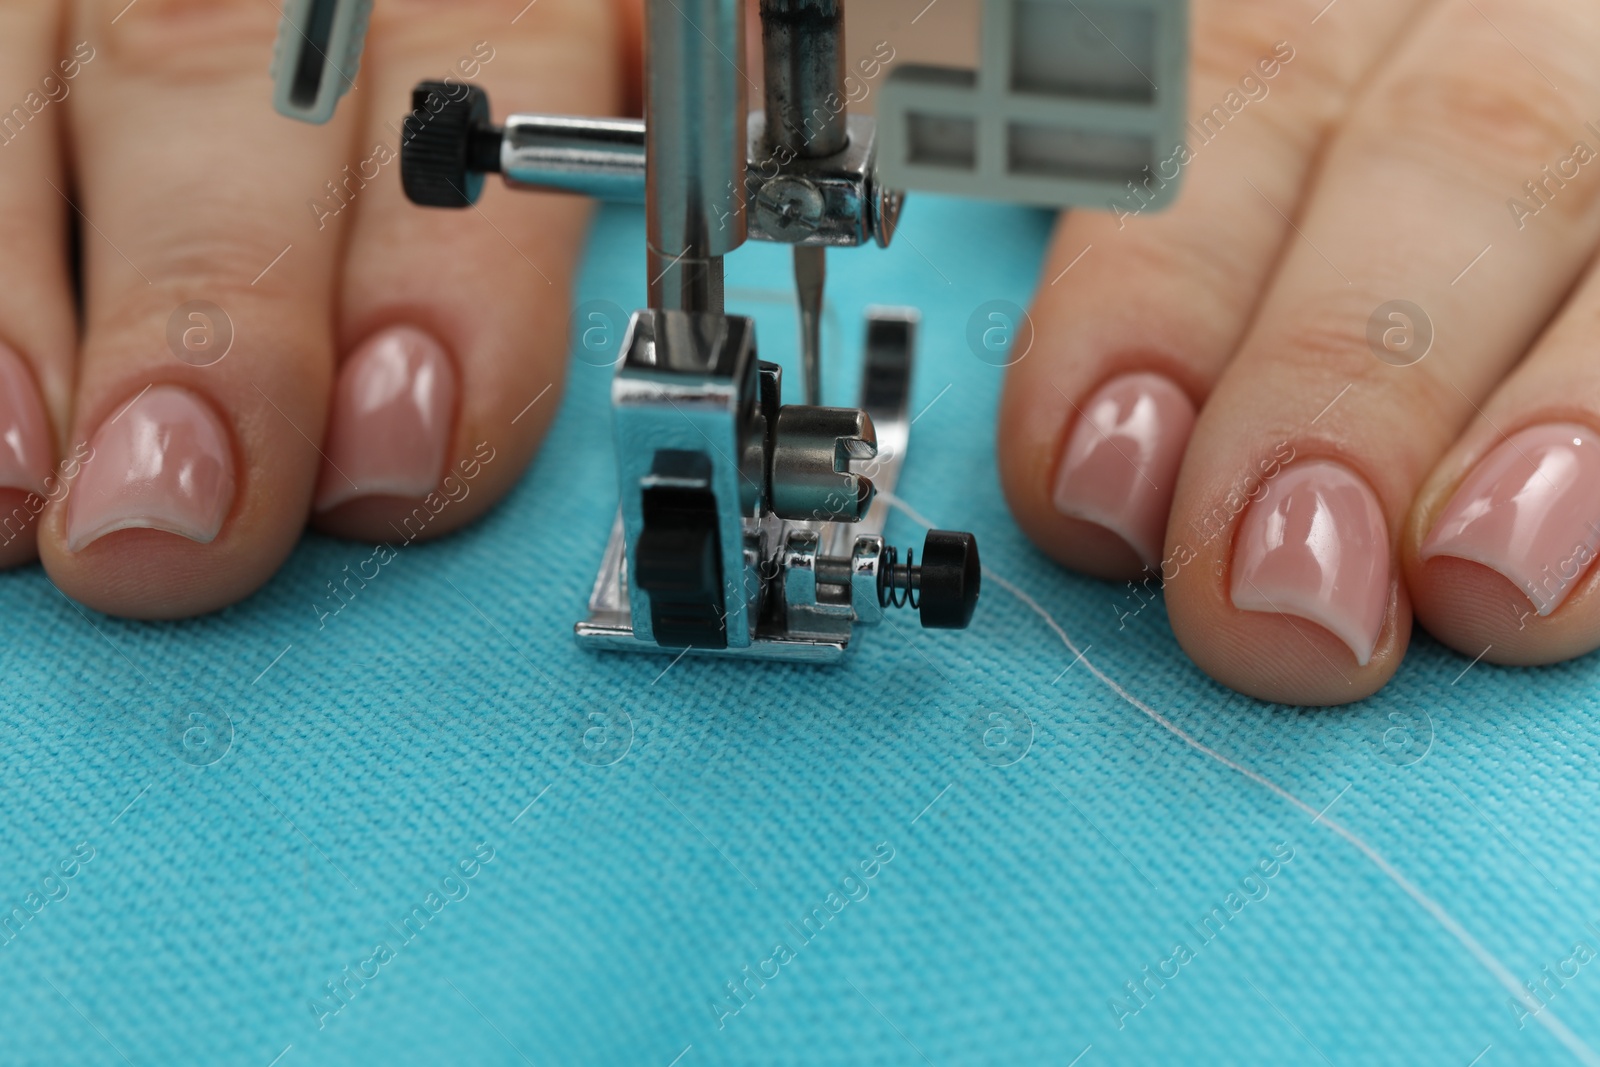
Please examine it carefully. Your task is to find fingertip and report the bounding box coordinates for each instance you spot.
[1158,454,1410,705]
[1406,421,1600,666]
[996,405,1149,581]
[999,366,1195,581]
[313,325,458,514]
[1227,459,1389,668]
[38,381,280,619]
[1167,555,1409,707]
[312,428,528,546]
[64,384,235,554]
[1409,555,1600,667]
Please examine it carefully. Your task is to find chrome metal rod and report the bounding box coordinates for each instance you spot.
[647,249,724,314]
[759,0,847,159]
[645,0,748,311]
[500,115,645,202]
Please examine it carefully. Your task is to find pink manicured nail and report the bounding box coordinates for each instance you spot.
[315,326,457,512]
[0,340,52,496]
[67,385,234,552]
[1051,372,1195,567]
[1230,459,1389,666]
[1420,423,1600,616]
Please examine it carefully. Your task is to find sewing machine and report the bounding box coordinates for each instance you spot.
[270,0,1188,661]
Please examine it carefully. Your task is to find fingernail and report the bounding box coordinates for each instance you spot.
[0,341,53,496]
[67,385,234,552]
[1229,459,1390,666]
[1420,422,1600,616]
[1051,371,1195,567]
[315,326,457,512]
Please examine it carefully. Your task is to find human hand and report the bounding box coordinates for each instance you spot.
[8,1,1595,710]
[997,0,1600,704]
[0,0,622,614]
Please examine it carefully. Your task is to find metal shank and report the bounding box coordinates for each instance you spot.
[645,0,748,311]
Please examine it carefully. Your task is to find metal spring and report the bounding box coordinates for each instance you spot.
[878,546,919,609]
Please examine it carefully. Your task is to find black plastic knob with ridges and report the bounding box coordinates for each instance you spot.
[917,530,981,630]
[401,80,502,208]
[877,530,982,630]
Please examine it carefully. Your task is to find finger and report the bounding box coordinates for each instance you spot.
[1406,252,1600,665]
[1161,0,1600,703]
[0,1,76,568]
[997,0,1427,578]
[313,0,621,542]
[617,0,643,115]
[37,0,360,617]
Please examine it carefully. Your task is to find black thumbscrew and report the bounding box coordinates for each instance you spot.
[401,81,503,208]
[878,530,981,630]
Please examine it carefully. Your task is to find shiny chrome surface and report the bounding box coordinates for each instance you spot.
[746,113,894,247]
[577,308,919,659]
[501,115,645,202]
[645,0,747,311]
[770,405,877,522]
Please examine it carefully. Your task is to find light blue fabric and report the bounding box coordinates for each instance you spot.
[2,197,1598,1067]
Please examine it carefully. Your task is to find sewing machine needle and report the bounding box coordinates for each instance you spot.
[795,244,825,406]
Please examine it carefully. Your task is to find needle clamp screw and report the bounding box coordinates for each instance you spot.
[401,81,503,208]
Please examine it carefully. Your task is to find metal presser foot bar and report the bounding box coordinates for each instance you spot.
[270,0,1192,663]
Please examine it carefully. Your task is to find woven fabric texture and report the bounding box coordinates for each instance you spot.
[2,199,1597,1067]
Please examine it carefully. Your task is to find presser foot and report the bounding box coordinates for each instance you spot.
[574,308,979,662]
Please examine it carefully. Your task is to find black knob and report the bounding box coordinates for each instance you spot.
[634,481,729,650]
[917,530,981,630]
[401,81,501,208]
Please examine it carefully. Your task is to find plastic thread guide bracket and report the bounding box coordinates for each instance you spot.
[270,0,375,125]
[876,0,1189,210]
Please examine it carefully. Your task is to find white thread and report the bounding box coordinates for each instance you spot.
[879,490,1597,1065]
